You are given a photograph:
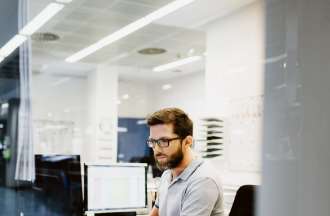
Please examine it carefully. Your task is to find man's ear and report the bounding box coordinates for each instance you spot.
[183,135,193,148]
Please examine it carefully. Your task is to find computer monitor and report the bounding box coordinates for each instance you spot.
[84,163,147,213]
[34,154,83,216]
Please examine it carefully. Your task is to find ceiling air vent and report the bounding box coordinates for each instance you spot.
[32,32,60,42]
[138,48,166,55]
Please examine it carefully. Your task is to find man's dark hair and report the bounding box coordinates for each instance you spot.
[146,107,193,138]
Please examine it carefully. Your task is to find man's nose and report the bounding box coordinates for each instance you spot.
[153,144,162,153]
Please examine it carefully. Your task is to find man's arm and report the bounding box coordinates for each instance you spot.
[149,206,159,216]
[180,177,223,216]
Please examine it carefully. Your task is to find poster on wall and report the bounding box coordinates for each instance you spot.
[227,95,263,172]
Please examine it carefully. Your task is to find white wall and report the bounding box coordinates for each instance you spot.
[150,72,206,120]
[32,65,119,164]
[118,80,153,118]
[205,1,264,186]
[118,72,205,121]
[32,74,87,155]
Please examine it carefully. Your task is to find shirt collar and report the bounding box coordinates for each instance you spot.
[175,158,204,181]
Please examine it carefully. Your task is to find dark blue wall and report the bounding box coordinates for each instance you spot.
[117,118,150,162]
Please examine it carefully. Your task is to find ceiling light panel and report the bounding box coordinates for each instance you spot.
[153,55,202,72]
[65,0,197,63]
[0,35,27,57]
[20,3,64,36]
[124,0,173,7]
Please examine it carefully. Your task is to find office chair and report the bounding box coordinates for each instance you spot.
[229,185,257,216]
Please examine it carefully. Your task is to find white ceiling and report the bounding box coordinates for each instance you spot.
[30,0,254,81]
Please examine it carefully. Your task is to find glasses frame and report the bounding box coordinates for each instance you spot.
[147,137,181,148]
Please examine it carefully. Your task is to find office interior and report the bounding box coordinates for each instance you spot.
[1,0,330,215]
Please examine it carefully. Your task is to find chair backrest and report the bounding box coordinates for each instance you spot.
[229,185,257,216]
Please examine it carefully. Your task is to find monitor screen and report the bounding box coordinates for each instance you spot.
[85,164,147,212]
[35,154,83,216]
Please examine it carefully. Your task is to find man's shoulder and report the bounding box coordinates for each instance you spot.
[192,160,219,178]
[188,160,222,187]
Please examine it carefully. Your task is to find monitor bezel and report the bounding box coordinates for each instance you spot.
[84,163,148,213]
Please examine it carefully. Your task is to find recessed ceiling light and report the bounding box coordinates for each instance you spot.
[1,103,9,109]
[172,69,182,73]
[283,62,287,68]
[65,0,197,63]
[138,48,167,55]
[122,94,130,100]
[56,0,72,3]
[64,108,71,113]
[162,84,172,90]
[188,48,195,56]
[32,32,60,42]
[153,56,202,72]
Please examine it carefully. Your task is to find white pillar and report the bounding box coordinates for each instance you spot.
[85,65,118,163]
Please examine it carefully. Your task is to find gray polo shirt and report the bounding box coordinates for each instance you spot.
[155,159,224,216]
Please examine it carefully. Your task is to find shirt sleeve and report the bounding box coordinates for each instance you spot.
[180,177,220,216]
[154,194,159,209]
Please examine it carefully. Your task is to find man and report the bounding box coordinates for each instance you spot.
[146,108,224,216]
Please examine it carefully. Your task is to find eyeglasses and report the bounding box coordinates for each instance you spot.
[146,137,181,148]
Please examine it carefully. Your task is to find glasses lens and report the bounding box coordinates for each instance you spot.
[158,139,169,147]
[147,139,154,148]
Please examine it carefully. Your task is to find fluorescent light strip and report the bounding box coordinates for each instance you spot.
[56,0,72,3]
[20,3,64,36]
[0,35,27,57]
[66,0,196,63]
[153,56,202,72]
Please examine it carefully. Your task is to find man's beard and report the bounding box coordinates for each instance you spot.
[154,144,184,171]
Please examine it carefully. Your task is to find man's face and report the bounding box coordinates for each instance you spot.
[149,124,184,171]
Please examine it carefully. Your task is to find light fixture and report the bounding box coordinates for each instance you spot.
[188,48,195,56]
[20,3,64,36]
[51,77,71,86]
[122,94,130,100]
[56,0,72,3]
[0,2,65,59]
[1,103,9,109]
[0,56,4,63]
[65,0,196,63]
[136,120,147,125]
[153,56,202,72]
[64,108,71,113]
[283,62,287,68]
[0,35,27,57]
[162,84,172,90]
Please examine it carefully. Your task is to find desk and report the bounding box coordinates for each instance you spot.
[85,208,149,216]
